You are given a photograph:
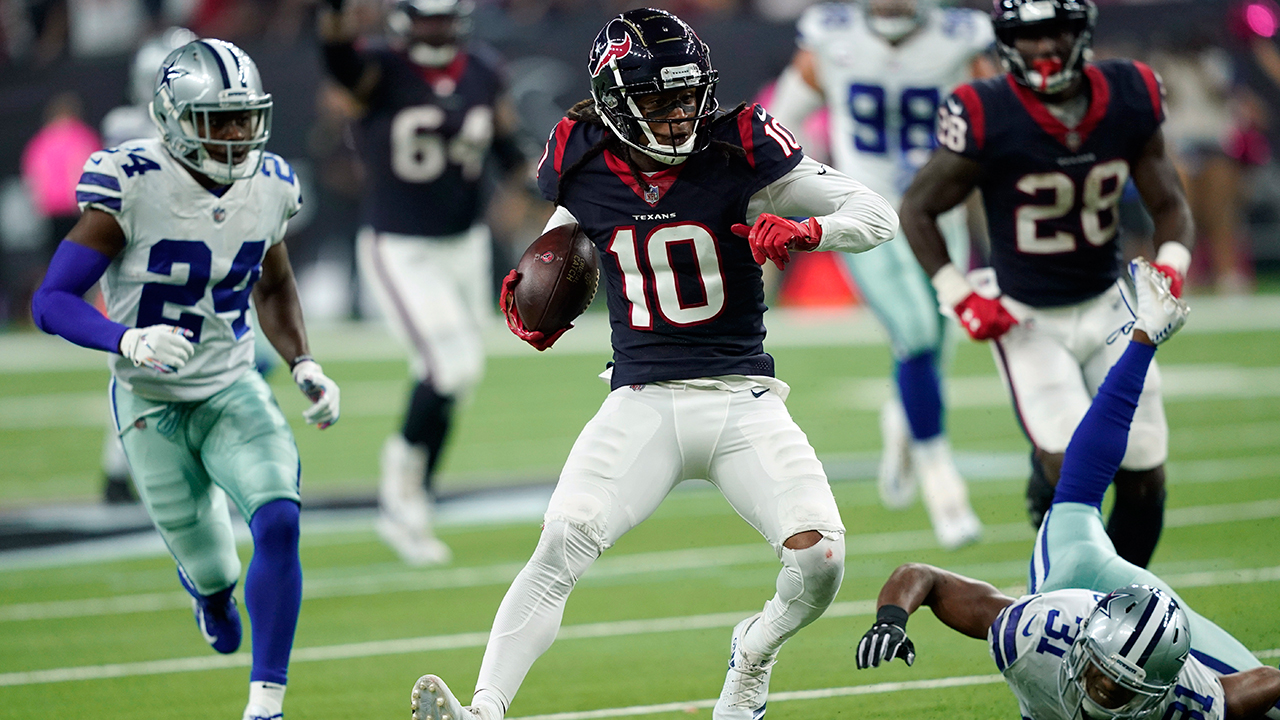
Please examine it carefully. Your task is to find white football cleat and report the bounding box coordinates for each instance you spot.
[412,674,478,720]
[1129,258,1189,345]
[242,705,282,720]
[377,437,452,566]
[915,439,982,551]
[714,613,775,720]
[877,399,917,510]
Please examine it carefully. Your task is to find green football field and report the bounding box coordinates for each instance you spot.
[1,300,1279,720]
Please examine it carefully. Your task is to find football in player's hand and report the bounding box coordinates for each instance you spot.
[513,223,599,334]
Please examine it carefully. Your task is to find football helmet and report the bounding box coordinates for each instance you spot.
[388,0,473,67]
[129,27,197,106]
[150,39,272,184]
[588,8,719,165]
[864,0,932,43]
[1058,585,1190,720]
[992,0,1097,95]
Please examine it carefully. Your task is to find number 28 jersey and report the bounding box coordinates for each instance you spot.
[989,589,1224,720]
[937,60,1165,307]
[76,138,302,402]
[797,3,993,201]
[536,106,803,389]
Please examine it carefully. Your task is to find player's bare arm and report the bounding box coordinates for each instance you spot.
[1221,666,1280,720]
[879,562,1014,637]
[900,148,982,277]
[252,242,310,364]
[1131,126,1195,293]
[65,207,127,258]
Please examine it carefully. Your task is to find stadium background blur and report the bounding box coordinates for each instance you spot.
[3,3,1280,720]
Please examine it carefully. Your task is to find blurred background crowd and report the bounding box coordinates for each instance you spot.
[1,0,1279,328]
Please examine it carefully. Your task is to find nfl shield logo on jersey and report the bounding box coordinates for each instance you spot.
[645,184,659,204]
[212,207,227,223]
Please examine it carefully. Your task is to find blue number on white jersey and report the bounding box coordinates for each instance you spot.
[137,239,266,342]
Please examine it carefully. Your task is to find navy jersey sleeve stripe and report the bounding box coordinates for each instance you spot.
[1002,598,1030,668]
[76,192,121,211]
[78,172,121,192]
[1133,61,1165,125]
[990,611,1009,671]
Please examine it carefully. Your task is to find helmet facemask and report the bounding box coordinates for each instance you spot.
[864,0,930,43]
[1059,639,1174,720]
[388,0,473,67]
[151,40,273,185]
[993,0,1097,96]
[594,63,719,166]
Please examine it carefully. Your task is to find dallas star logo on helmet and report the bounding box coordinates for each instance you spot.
[591,35,632,78]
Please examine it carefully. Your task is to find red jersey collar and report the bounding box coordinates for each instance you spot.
[1006,64,1110,152]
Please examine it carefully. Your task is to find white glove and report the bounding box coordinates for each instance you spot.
[292,359,340,429]
[119,325,195,373]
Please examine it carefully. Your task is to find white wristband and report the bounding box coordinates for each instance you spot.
[1154,241,1191,277]
[930,263,973,309]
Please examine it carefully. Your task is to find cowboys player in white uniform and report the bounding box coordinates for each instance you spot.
[856,262,1280,720]
[31,40,339,720]
[770,0,994,549]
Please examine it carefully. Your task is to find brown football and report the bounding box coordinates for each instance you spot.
[513,223,599,334]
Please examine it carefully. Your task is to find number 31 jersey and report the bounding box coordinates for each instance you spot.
[937,60,1165,307]
[988,589,1224,720]
[76,138,302,402]
[796,3,993,201]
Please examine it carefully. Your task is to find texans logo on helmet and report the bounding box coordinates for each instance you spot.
[591,35,632,78]
[537,251,555,264]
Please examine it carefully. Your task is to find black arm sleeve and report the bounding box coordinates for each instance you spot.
[323,41,370,93]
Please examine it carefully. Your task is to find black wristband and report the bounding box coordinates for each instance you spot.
[876,604,910,628]
[290,354,314,370]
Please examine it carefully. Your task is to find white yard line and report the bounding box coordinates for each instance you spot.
[2,564,1279,688]
[4,495,1280,622]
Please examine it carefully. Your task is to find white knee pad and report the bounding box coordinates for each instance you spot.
[745,533,845,657]
[527,518,599,586]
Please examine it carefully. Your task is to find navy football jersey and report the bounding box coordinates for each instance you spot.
[936,60,1165,307]
[537,104,804,389]
[355,46,506,236]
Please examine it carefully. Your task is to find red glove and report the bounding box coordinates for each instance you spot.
[954,292,1018,340]
[498,270,569,351]
[1151,263,1184,298]
[730,214,822,271]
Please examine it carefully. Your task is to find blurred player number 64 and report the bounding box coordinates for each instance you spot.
[513,223,600,333]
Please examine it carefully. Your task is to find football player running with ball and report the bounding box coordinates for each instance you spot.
[31,40,338,720]
[900,0,1196,568]
[409,8,897,720]
[856,261,1280,720]
[770,0,997,551]
[319,0,526,565]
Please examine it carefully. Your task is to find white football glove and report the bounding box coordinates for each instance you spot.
[292,359,340,429]
[119,325,195,373]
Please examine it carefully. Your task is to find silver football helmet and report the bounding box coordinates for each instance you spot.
[388,0,473,67]
[1059,585,1190,720]
[149,39,272,184]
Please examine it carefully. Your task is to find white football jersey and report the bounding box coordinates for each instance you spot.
[76,138,302,402]
[989,589,1225,720]
[797,3,993,201]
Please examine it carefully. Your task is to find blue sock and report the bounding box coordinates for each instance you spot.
[246,499,302,685]
[896,352,943,441]
[1054,342,1157,509]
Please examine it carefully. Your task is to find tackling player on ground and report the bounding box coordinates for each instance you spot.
[31,40,339,720]
[770,0,997,550]
[856,260,1280,720]
[319,0,526,565]
[901,0,1195,568]
[408,8,897,720]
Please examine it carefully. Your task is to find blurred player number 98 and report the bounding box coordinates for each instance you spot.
[512,223,600,333]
